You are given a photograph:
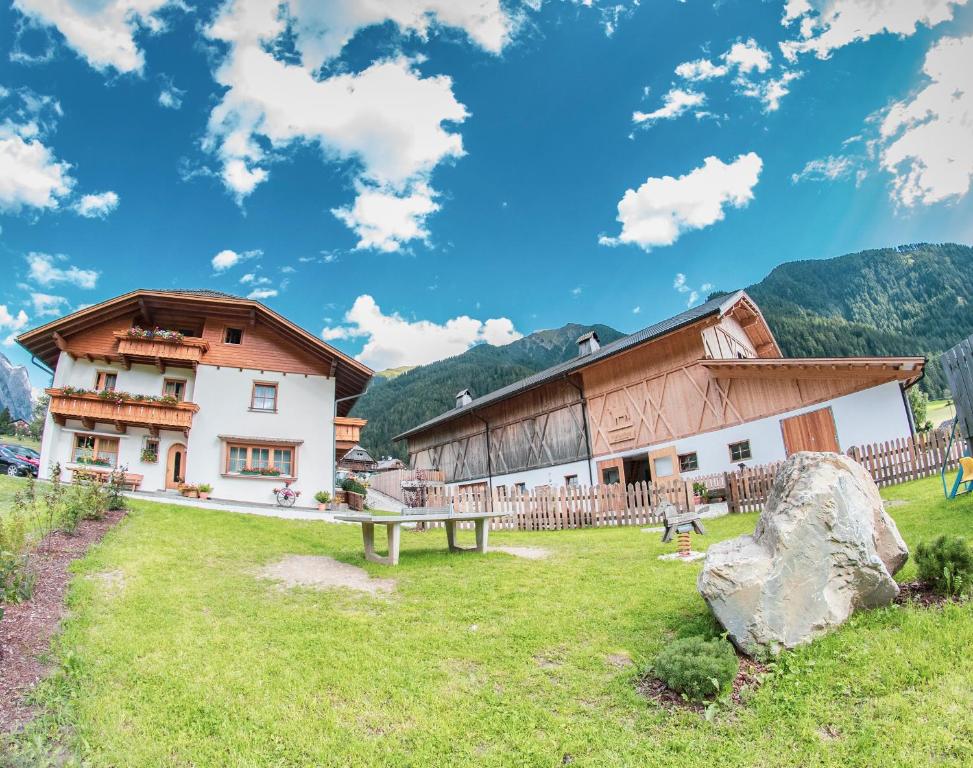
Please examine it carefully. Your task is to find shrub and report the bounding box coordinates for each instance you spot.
[0,506,34,603]
[692,482,708,500]
[915,535,973,596]
[653,636,739,701]
[197,483,213,494]
[105,468,128,511]
[341,478,367,496]
[314,491,331,504]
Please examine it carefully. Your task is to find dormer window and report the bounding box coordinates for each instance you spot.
[224,327,243,345]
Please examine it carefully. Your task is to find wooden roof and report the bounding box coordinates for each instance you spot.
[395,290,776,441]
[16,289,373,414]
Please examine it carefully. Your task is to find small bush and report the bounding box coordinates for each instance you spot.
[915,535,973,596]
[341,478,367,496]
[653,636,739,701]
[0,507,35,603]
[314,491,331,504]
[105,468,128,511]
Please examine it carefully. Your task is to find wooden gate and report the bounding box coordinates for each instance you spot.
[780,407,840,455]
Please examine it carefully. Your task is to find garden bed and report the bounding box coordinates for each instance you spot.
[0,509,126,732]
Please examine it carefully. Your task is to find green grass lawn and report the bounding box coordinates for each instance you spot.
[927,399,957,427]
[6,475,973,766]
[0,434,41,451]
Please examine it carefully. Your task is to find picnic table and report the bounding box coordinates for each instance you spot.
[334,506,510,566]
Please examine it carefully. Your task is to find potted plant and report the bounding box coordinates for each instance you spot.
[197,483,213,500]
[314,490,331,511]
[692,481,708,506]
[179,483,199,498]
[141,447,159,463]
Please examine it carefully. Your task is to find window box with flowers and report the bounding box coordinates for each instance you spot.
[222,439,300,480]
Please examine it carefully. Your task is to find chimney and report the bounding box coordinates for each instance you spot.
[455,388,474,409]
[576,330,600,357]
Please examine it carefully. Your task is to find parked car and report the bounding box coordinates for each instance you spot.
[0,445,39,477]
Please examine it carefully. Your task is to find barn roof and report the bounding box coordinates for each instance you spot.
[395,290,762,441]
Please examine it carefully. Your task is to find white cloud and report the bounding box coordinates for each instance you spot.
[0,119,74,213]
[26,252,99,288]
[724,38,772,74]
[285,0,516,68]
[73,190,119,218]
[632,306,641,314]
[247,288,278,300]
[11,0,180,73]
[332,182,440,252]
[674,58,728,81]
[211,248,260,272]
[672,274,711,307]
[571,286,583,297]
[0,304,29,345]
[671,39,796,113]
[239,273,272,285]
[738,70,803,112]
[879,33,973,206]
[600,153,763,250]
[158,82,184,110]
[320,294,522,369]
[791,154,857,183]
[13,0,185,72]
[30,291,67,317]
[200,0,479,248]
[781,0,968,60]
[633,88,705,124]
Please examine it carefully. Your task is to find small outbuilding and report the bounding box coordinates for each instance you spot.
[339,446,377,473]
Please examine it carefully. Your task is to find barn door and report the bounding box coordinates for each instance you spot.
[780,407,840,455]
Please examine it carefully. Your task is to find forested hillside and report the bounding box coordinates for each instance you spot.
[746,243,973,397]
[351,324,625,459]
[353,242,973,461]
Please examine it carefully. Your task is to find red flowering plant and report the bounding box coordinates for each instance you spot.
[126,326,185,343]
[57,387,179,406]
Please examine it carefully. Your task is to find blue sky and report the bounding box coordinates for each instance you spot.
[1,0,972,389]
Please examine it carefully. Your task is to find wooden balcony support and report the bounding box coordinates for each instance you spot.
[46,388,199,435]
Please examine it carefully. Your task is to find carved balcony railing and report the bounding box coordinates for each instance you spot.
[113,332,210,370]
[47,388,199,435]
[334,416,367,460]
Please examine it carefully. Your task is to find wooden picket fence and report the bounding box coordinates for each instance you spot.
[392,429,968,531]
[417,479,695,531]
[847,429,966,488]
[368,469,445,502]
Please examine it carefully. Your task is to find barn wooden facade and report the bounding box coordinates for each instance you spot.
[397,292,924,492]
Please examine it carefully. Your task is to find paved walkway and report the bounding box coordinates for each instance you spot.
[123,490,344,522]
[366,487,408,513]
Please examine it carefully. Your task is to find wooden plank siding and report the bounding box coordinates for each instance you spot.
[409,379,587,484]
[59,313,334,377]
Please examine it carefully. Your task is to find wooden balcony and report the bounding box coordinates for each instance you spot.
[335,416,367,460]
[113,332,209,371]
[47,388,199,435]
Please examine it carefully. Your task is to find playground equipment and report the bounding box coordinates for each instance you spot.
[941,334,973,499]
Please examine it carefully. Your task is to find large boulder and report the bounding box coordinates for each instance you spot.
[697,452,908,655]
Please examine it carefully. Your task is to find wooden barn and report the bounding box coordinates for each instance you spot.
[339,446,377,473]
[395,291,924,494]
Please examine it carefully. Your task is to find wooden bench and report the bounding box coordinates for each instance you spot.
[71,467,143,491]
[335,507,511,566]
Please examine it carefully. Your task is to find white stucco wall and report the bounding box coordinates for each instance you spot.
[441,381,912,493]
[38,353,337,505]
[186,366,336,504]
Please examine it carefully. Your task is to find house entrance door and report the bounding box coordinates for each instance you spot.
[166,443,186,489]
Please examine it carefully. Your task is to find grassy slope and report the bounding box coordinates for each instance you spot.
[927,399,957,427]
[7,476,973,767]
